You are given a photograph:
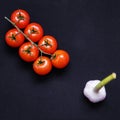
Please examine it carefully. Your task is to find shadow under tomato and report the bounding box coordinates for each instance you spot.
[53,62,71,76]
[31,62,71,83]
[4,45,19,55]
[31,68,56,83]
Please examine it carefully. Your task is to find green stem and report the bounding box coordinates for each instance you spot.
[4,16,34,44]
[4,16,52,56]
[40,51,43,60]
[94,73,116,91]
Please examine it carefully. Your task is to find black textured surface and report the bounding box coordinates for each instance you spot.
[0,0,120,120]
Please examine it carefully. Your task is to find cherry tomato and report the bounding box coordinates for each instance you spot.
[19,42,39,62]
[38,35,58,54]
[24,23,44,42]
[33,56,52,75]
[11,9,30,29]
[51,50,70,69]
[5,28,25,47]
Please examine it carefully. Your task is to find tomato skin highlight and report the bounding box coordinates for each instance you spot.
[19,42,39,62]
[24,23,44,42]
[5,28,25,47]
[38,35,58,54]
[33,56,52,75]
[51,50,70,69]
[11,9,30,29]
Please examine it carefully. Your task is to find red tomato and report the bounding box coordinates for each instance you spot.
[38,35,58,54]
[33,56,52,75]
[19,42,39,62]
[11,9,30,29]
[24,23,44,42]
[5,28,25,47]
[51,50,70,69]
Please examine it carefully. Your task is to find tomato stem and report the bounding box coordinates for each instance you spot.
[30,27,38,34]
[9,34,16,40]
[38,59,45,64]
[4,16,52,56]
[18,12,24,20]
[51,54,56,60]
[40,51,43,61]
[41,39,52,47]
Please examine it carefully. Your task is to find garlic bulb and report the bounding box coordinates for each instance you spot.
[83,73,116,103]
[83,80,106,103]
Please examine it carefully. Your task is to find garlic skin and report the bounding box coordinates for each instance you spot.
[83,80,106,103]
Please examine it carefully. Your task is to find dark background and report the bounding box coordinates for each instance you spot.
[0,0,120,120]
